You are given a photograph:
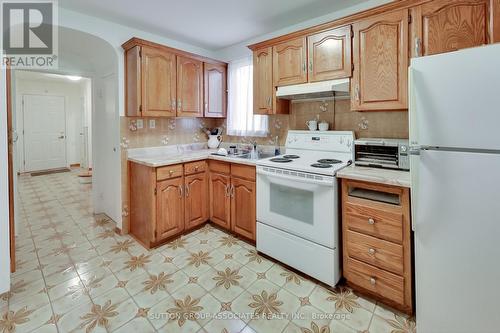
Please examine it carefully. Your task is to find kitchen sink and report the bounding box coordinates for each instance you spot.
[234,152,275,160]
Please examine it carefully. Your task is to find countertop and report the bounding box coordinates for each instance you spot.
[337,165,411,188]
[127,145,261,168]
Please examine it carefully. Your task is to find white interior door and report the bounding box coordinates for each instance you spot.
[23,95,66,172]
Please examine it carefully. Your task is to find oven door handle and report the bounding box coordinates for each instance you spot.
[257,168,335,186]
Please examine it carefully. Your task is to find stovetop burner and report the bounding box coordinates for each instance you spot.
[270,158,293,163]
[283,155,300,159]
[311,163,333,168]
[317,159,342,164]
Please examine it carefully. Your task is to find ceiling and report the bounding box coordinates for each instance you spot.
[59,0,370,50]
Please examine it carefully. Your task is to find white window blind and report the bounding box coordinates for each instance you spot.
[226,56,268,137]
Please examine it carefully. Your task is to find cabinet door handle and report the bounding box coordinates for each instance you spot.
[370,277,377,285]
[309,60,313,72]
[368,218,375,225]
[268,96,272,108]
[230,184,235,198]
[178,185,183,198]
[368,248,376,255]
[185,184,190,197]
[177,99,182,110]
[204,103,208,111]
[171,99,176,109]
[303,63,306,72]
[415,37,422,57]
[224,184,230,197]
[355,85,360,101]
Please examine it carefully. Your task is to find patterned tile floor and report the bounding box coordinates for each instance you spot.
[1,169,416,333]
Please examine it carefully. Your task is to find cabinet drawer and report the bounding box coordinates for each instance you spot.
[209,160,230,174]
[345,257,405,305]
[184,160,207,175]
[231,164,256,181]
[346,230,403,275]
[157,164,183,181]
[344,202,403,243]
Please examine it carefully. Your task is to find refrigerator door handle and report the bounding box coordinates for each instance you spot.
[409,145,431,155]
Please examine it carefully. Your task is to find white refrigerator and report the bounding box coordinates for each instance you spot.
[410,44,500,333]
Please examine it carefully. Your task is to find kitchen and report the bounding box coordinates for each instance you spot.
[2,0,500,332]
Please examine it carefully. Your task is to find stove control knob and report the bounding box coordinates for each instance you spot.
[401,145,408,153]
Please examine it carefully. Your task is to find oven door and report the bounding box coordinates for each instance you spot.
[256,167,338,248]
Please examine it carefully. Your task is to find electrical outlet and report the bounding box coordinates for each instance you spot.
[136,119,144,129]
[149,119,156,129]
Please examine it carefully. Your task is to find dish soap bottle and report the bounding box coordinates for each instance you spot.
[274,136,280,156]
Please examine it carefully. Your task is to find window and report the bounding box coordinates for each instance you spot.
[227,56,268,137]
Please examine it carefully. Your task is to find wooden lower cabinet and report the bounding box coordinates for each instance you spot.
[209,172,231,229]
[130,159,256,248]
[156,177,184,241]
[341,178,413,314]
[231,177,256,241]
[184,171,209,230]
[208,161,256,241]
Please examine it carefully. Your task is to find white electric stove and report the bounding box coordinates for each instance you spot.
[256,130,354,287]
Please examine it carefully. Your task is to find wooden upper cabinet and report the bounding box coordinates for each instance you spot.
[125,46,176,117]
[273,37,308,86]
[203,63,227,118]
[231,177,256,241]
[253,47,273,115]
[307,26,353,82]
[176,56,203,117]
[352,9,409,111]
[156,177,184,241]
[184,172,209,230]
[411,0,491,57]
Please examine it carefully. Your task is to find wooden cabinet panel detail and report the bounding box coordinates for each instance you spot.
[156,177,184,241]
[141,47,177,117]
[253,47,273,114]
[209,172,231,229]
[177,56,203,117]
[204,63,227,118]
[414,0,490,57]
[231,177,256,241]
[308,26,352,81]
[273,37,307,86]
[185,172,209,229]
[352,10,408,111]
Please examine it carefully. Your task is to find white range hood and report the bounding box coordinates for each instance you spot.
[276,78,350,100]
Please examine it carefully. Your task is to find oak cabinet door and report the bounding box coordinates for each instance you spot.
[352,10,409,111]
[231,177,256,241]
[177,56,203,117]
[156,177,184,241]
[185,172,209,230]
[411,0,490,57]
[203,63,227,118]
[253,47,273,115]
[273,37,307,86]
[141,46,177,117]
[308,26,353,82]
[209,172,231,230]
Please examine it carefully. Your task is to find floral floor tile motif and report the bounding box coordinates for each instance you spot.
[1,169,416,332]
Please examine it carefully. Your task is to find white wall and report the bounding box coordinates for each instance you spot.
[0,69,11,293]
[92,74,121,224]
[14,74,90,171]
[216,0,392,61]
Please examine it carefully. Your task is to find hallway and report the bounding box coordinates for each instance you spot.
[0,171,413,333]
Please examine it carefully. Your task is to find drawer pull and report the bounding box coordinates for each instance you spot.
[368,218,375,225]
[368,248,376,255]
[195,166,199,171]
[370,277,377,285]
[169,170,174,175]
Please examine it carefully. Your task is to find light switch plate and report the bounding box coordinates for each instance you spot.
[136,119,143,129]
[149,119,156,129]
